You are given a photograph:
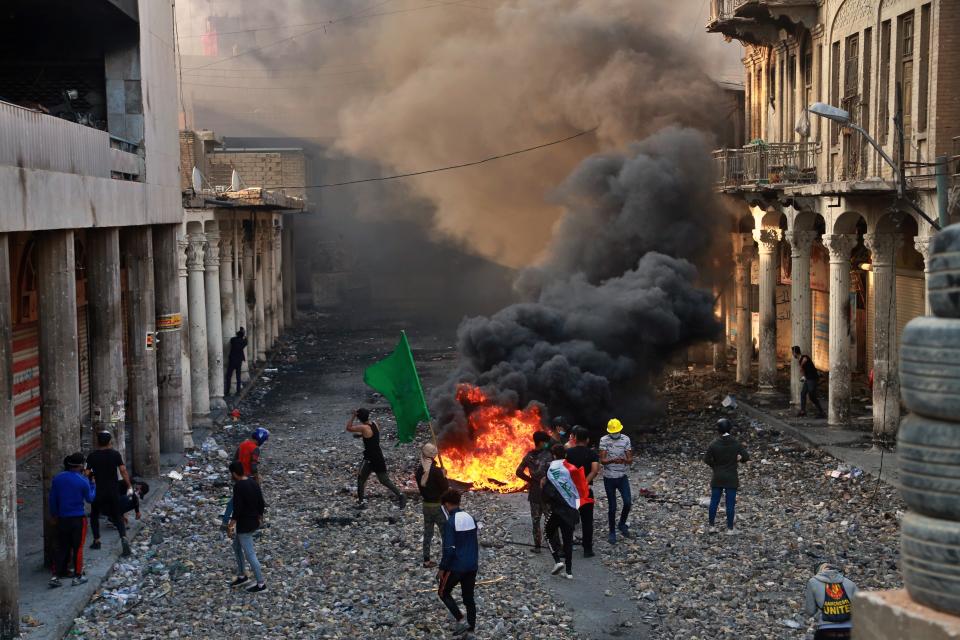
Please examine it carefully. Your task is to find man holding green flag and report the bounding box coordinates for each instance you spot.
[362,331,432,444]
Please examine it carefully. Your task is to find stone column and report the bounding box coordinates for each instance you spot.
[38,230,80,566]
[121,227,160,477]
[254,223,267,362]
[177,232,194,448]
[263,225,275,350]
[153,225,184,454]
[243,226,257,369]
[187,232,210,420]
[735,237,756,385]
[274,222,283,337]
[914,234,933,315]
[282,221,295,327]
[86,228,126,457]
[219,222,236,371]
[784,230,818,404]
[823,233,858,425]
[204,228,226,411]
[0,235,18,638]
[754,228,781,391]
[864,233,903,440]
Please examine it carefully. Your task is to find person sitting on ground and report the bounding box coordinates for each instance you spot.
[437,489,479,639]
[515,431,553,552]
[793,345,825,418]
[804,562,857,639]
[543,443,592,579]
[415,443,449,568]
[599,418,633,544]
[49,452,96,588]
[227,460,267,593]
[347,408,406,508]
[222,428,269,529]
[703,418,750,535]
[87,430,133,557]
[564,426,600,558]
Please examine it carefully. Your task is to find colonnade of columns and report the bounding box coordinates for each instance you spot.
[727,223,932,437]
[180,214,292,425]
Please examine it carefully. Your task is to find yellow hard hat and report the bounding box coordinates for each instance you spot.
[607,418,623,434]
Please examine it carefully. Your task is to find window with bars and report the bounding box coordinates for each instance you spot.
[899,10,915,155]
[831,41,841,145]
[918,3,930,133]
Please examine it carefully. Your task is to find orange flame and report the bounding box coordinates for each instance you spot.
[440,384,544,493]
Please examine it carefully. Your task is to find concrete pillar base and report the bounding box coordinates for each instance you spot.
[853,590,960,640]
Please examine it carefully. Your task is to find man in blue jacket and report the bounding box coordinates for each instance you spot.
[49,452,96,588]
[437,489,478,638]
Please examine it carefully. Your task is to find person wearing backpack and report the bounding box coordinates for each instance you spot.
[793,345,825,418]
[804,562,857,639]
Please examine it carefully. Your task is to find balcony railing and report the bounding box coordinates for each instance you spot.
[0,99,142,181]
[714,142,819,189]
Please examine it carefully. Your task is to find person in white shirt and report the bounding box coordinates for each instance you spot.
[598,418,633,544]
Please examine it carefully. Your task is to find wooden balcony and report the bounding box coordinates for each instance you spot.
[707,0,817,45]
[713,141,819,190]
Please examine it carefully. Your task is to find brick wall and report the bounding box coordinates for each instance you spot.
[178,130,203,191]
[934,0,960,159]
[207,150,306,199]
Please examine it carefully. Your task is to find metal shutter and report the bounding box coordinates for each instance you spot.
[12,323,41,460]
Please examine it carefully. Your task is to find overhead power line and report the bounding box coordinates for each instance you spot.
[283,127,598,190]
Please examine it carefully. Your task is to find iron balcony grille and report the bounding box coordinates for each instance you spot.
[713,142,820,189]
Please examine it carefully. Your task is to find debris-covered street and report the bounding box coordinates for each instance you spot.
[65,315,901,640]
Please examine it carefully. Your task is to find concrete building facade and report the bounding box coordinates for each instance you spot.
[707,0,959,438]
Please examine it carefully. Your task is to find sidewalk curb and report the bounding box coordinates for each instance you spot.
[737,400,820,448]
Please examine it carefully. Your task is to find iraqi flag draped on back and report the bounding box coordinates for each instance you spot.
[546,460,594,509]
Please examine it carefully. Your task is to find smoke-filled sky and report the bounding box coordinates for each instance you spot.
[176,0,742,267]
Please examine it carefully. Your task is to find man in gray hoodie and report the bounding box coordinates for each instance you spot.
[803,562,857,639]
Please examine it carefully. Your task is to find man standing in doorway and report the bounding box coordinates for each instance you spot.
[792,346,825,418]
[564,426,600,558]
[515,431,553,552]
[599,418,633,544]
[704,418,750,534]
[226,327,248,396]
[87,431,133,557]
[416,443,449,568]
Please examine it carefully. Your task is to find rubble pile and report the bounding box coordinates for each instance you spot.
[595,375,903,640]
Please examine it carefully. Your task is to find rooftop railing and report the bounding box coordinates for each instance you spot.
[714,141,819,189]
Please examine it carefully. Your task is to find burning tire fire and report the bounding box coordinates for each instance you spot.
[440,384,544,492]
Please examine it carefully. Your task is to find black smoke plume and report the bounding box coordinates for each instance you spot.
[432,127,722,442]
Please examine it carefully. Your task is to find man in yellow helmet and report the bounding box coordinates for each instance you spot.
[598,418,633,544]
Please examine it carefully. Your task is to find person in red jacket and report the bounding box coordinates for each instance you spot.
[221,428,269,529]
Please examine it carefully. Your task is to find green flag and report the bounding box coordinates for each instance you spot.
[363,331,431,443]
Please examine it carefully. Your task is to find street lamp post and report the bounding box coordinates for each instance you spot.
[807,101,941,231]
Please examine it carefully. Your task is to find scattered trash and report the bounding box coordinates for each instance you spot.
[721,394,737,409]
[166,470,183,481]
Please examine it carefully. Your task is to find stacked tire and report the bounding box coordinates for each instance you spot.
[899,224,960,615]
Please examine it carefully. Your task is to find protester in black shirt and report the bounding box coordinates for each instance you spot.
[227,460,267,593]
[225,328,248,396]
[415,443,449,568]
[564,426,600,558]
[792,345,825,418]
[516,432,553,552]
[86,431,132,556]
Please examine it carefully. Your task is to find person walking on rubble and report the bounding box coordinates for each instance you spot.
[221,427,269,529]
[437,489,479,638]
[227,460,267,593]
[416,443,449,568]
[599,418,633,544]
[225,327,248,396]
[543,444,591,579]
[564,426,600,558]
[87,430,133,557]
[703,418,750,534]
[516,431,553,552]
[804,562,857,639]
[347,408,407,508]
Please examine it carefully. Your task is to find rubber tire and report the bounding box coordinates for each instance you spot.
[899,317,960,422]
[898,414,960,519]
[929,224,960,318]
[902,512,960,615]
